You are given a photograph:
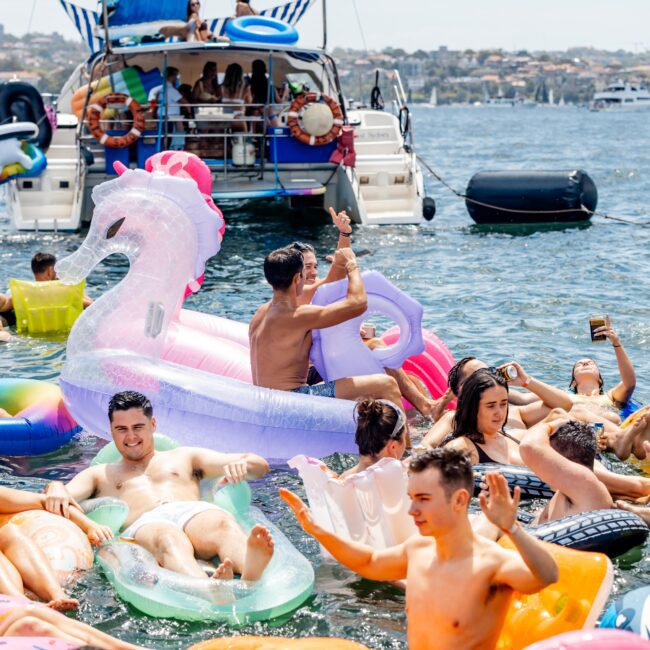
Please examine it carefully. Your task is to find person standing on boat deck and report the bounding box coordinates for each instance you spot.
[148,67,188,150]
[236,0,258,16]
[221,63,252,133]
[249,246,403,408]
[280,448,559,650]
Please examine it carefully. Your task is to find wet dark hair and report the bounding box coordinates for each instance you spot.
[223,63,244,95]
[289,241,316,255]
[569,360,604,395]
[550,420,597,469]
[31,251,56,275]
[409,448,474,500]
[263,247,303,290]
[108,391,153,422]
[354,398,404,457]
[166,66,180,79]
[251,59,269,105]
[448,356,477,397]
[450,369,508,444]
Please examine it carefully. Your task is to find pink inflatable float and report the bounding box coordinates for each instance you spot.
[381,326,456,409]
[525,629,650,649]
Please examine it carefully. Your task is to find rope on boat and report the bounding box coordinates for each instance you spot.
[416,154,650,226]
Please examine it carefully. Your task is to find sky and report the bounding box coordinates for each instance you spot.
[2,0,650,53]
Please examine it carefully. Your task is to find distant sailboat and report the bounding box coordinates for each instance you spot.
[427,87,437,107]
[548,87,554,106]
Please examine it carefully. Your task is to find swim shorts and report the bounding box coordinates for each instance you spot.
[291,381,336,398]
[121,501,230,540]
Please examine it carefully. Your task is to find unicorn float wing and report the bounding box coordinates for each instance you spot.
[57,153,356,460]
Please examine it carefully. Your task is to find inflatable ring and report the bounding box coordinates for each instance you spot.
[528,508,648,557]
[225,16,299,45]
[526,629,650,650]
[0,378,81,456]
[474,463,554,500]
[87,93,144,149]
[92,435,314,623]
[190,638,368,649]
[287,92,343,146]
[497,538,613,649]
[310,270,424,382]
[381,326,455,409]
[0,81,52,151]
[599,584,650,637]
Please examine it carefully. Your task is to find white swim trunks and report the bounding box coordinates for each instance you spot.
[121,501,229,540]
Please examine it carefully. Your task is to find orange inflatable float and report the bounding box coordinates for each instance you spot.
[497,540,613,650]
[190,639,367,650]
[0,511,93,584]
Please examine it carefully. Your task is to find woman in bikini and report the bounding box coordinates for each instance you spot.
[221,63,252,133]
[568,316,650,460]
[443,370,524,466]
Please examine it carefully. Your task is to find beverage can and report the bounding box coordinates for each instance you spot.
[500,365,518,382]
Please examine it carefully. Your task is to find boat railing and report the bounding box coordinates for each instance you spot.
[78,98,340,178]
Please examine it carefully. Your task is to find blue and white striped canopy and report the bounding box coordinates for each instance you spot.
[59,0,317,53]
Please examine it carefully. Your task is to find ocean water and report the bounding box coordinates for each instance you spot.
[1,105,650,648]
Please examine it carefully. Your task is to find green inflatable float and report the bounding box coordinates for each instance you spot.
[83,434,314,623]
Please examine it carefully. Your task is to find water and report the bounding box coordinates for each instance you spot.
[1,106,650,647]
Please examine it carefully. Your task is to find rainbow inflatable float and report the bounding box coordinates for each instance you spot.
[0,379,81,455]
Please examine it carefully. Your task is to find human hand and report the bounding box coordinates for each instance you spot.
[498,361,528,387]
[279,488,317,535]
[593,314,621,347]
[329,207,353,235]
[218,459,249,485]
[44,482,80,518]
[86,522,113,546]
[478,473,520,533]
[333,247,357,271]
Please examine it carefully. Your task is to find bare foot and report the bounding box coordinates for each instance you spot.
[47,596,79,611]
[213,558,234,580]
[242,524,274,581]
[616,500,650,526]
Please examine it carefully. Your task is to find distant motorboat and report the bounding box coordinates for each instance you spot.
[590,81,650,111]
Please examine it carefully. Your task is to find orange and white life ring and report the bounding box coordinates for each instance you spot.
[87,93,145,149]
[286,92,343,146]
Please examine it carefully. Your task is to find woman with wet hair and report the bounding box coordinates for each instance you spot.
[340,398,407,479]
[443,370,523,466]
[222,63,252,132]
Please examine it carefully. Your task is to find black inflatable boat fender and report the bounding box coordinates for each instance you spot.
[0,82,52,152]
[465,170,598,225]
[474,463,554,500]
[527,509,648,557]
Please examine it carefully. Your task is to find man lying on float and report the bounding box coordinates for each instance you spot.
[44,391,274,582]
[249,245,402,406]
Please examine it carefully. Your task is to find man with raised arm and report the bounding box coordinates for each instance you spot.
[249,245,402,404]
[519,415,612,523]
[45,391,274,582]
[281,448,558,650]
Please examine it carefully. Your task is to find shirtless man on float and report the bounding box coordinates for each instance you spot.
[45,391,274,581]
[281,447,558,650]
[289,209,447,419]
[249,245,402,405]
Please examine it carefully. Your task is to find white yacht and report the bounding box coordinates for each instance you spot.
[591,81,650,111]
[5,0,431,231]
